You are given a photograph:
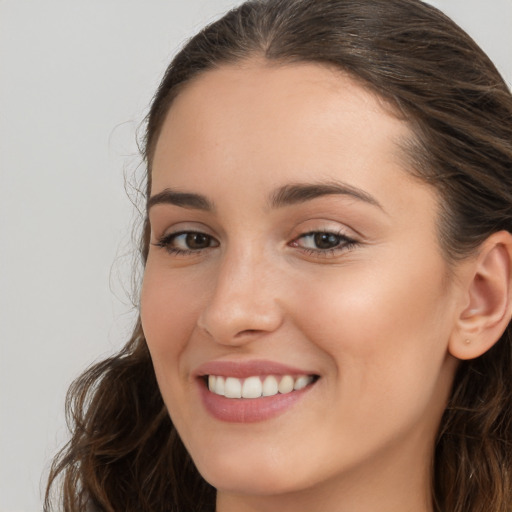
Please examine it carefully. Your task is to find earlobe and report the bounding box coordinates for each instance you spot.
[449,231,512,360]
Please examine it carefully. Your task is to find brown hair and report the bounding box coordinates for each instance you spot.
[45,0,512,510]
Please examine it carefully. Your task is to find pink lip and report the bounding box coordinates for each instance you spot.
[194,359,316,379]
[194,359,318,423]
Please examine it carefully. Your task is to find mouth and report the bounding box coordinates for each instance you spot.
[194,361,320,423]
[204,374,318,399]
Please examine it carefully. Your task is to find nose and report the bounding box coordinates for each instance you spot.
[197,247,284,346]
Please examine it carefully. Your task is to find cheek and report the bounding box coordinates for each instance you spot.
[295,258,450,347]
[140,261,204,372]
[139,260,213,433]
[290,252,455,421]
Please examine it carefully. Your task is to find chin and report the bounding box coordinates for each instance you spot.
[204,470,304,497]
[192,448,314,497]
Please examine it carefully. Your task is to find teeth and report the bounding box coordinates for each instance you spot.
[242,376,262,398]
[207,374,314,398]
[224,377,242,398]
[262,375,278,396]
[293,375,310,391]
[278,375,294,394]
[213,376,225,396]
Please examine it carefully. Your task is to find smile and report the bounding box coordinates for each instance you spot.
[195,360,319,422]
[207,374,315,398]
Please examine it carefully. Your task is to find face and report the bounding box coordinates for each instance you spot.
[141,61,460,504]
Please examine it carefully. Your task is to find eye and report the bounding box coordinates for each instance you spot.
[154,231,219,255]
[291,231,357,255]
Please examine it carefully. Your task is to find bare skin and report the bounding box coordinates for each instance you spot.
[141,60,512,511]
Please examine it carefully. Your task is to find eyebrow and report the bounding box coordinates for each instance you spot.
[147,189,214,212]
[269,181,384,211]
[147,180,383,213]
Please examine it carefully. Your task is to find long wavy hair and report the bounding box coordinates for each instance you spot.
[45,0,512,510]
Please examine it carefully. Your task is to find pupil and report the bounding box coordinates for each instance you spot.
[314,233,339,249]
[186,233,209,249]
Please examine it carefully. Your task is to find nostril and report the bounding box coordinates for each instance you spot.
[197,297,284,346]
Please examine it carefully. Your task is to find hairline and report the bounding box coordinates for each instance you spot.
[144,54,462,268]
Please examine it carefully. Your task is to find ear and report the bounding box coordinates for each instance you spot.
[449,231,512,360]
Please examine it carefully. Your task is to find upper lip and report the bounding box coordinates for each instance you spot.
[193,359,318,379]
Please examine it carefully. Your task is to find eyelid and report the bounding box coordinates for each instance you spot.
[289,229,359,258]
[151,218,219,244]
[153,229,220,255]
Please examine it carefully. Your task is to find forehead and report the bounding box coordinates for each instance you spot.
[155,60,403,152]
[152,60,410,178]
[151,60,434,223]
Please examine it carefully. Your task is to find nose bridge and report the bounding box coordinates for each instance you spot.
[198,241,282,343]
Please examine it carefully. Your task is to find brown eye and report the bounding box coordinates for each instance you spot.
[155,231,219,254]
[313,233,342,249]
[298,232,345,250]
[291,231,358,256]
[184,232,212,249]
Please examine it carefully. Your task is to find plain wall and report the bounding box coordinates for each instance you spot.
[1,1,510,510]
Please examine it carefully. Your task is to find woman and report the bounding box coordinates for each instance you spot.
[45,0,512,510]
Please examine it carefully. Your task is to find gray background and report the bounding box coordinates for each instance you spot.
[1,1,511,510]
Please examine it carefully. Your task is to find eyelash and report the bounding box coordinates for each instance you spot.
[153,231,218,256]
[291,231,358,257]
[153,230,358,257]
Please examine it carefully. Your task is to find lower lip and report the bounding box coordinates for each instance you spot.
[198,379,315,423]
